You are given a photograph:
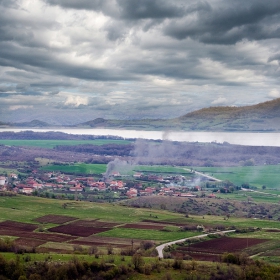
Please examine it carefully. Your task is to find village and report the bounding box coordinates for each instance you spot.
[0,169,228,201]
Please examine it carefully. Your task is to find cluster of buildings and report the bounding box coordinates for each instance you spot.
[0,170,217,199]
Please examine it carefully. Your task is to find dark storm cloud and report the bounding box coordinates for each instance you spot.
[0,0,279,124]
[45,0,185,20]
[0,41,129,82]
[0,0,19,8]
[164,0,280,44]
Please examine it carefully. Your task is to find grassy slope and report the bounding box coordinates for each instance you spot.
[2,195,280,231]
[192,165,280,188]
[0,195,184,224]
[41,164,194,175]
[41,163,107,174]
[0,139,132,149]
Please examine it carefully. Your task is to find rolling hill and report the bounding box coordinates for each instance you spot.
[77,98,280,131]
[2,98,280,131]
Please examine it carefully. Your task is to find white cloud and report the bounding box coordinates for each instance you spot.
[211,97,227,105]
[65,95,89,107]
[9,105,33,110]
[268,89,280,98]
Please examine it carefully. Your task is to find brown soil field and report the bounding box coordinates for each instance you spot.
[187,237,267,253]
[14,238,46,248]
[173,237,268,261]
[265,229,280,232]
[120,223,166,230]
[69,240,130,248]
[141,219,193,227]
[35,215,77,224]
[48,224,111,237]
[0,220,38,232]
[0,228,76,242]
[70,220,120,228]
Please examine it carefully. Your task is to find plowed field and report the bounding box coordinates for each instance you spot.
[173,237,268,261]
[187,237,267,253]
[70,220,120,228]
[0,229,76,242]
[0,220,38,232]
[48,224,111,237]
[14,238,46,248]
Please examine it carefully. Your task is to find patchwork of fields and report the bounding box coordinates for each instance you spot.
[0,195,280,262]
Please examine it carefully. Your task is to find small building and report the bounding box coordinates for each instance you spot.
[0,176,6,185]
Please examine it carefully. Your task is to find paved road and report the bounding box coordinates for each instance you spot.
[183,168,222,182]
[156,230,235,258]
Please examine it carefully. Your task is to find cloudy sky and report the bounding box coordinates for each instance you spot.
[1,0,280,124]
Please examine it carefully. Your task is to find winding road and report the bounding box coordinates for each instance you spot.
[156,230,235,258]
[183,168,222,182]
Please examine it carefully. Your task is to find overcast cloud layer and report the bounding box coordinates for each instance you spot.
[0,0,280,124]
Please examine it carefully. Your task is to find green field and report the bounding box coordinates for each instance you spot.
[192,165,280,189]
[40,163,194,175]
[0,195,185,224]
[217,192,280,204]
[0,139,132,149]
[98,228,199,241]
[41,163,107,174]
[133,165,192,174]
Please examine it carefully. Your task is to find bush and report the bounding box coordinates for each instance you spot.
[172,258,183,270]
[140,241,154,250]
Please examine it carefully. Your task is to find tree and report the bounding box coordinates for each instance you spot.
[132,253,144,271]
[262,185,266,190]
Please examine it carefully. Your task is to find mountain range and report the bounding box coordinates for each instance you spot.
[2,98,280,132]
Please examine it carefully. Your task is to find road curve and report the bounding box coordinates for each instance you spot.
[183,168,222,182]
[156,230,235,258]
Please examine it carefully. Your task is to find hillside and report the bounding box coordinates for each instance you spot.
[174,98,280,131]
[2,98,280,131]
[77,98,280,131]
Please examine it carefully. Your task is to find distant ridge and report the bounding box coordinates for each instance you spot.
[12,119,51,127]
[173,98,280,131]
[2,98,280,131]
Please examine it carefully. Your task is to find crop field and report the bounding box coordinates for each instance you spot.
[1,195,280,263]
[40,163,195,175]
[173,236,268,261]
[98,228,201,241]
[0,195,202,253]
[41,163,107,174]
[133,165,192,174]
[192,165,280,189]
[0,139,132,148]
[217,191,280,204]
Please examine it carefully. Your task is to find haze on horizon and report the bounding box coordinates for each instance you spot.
[1,0,280,125]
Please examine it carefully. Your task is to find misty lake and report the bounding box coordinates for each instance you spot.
[1,128,280,147]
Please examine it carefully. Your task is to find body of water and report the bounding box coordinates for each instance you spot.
[1,128,280,147]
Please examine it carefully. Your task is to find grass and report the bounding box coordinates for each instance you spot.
[40,163,195,175]
[180,214,280,229]
[0,139,132,149]
[0,195,186,224]
[217,192,280,204]
[41,163,107,174]
[97,228,199,241]
[133,165,193,175]
[191,165,280,189]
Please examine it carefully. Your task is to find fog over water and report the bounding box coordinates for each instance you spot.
[1,128,280,147]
